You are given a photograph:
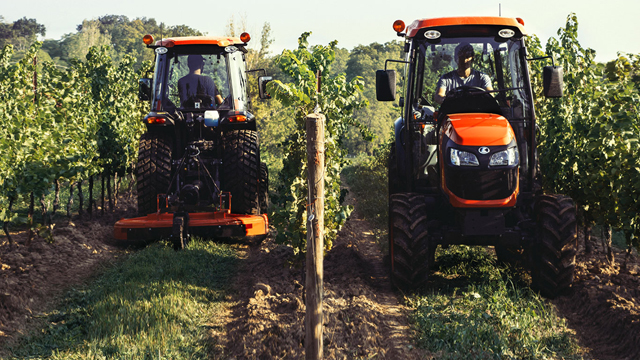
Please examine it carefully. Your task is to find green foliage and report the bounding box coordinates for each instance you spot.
[528,14,640,250]
[343,41,404,155]
[407,246,581,360]
[341,143,390,225]
[0,41,146,229]
[0,17,46,51]
[7,240,238,359]
[267,32,368,253]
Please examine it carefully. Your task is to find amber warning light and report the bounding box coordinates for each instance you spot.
[143,34,154,45]
[393,20,406,33]
[240,32,251,43]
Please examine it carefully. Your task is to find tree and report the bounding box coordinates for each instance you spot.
[342,41,404,155]
[0,17,46,51]
[63,21,113,61]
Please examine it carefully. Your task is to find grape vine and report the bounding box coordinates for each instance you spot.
[0,42,147,241]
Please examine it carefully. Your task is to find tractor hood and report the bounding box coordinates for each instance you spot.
[442,113,515,146]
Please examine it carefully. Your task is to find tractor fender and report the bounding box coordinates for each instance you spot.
[394,117,406,177]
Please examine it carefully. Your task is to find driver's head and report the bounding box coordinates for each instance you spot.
[454,43,475,68]
[187,55,205,72]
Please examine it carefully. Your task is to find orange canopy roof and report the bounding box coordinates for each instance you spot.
[155,36,244,47]
[406,17,527,38]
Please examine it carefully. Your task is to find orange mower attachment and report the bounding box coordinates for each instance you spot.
[114,210,268,242]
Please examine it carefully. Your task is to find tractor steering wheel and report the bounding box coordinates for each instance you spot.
[447,85,486,98]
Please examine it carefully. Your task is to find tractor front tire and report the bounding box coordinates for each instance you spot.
[532,194,577,298]
[221,130,260,215]
[136,132,172,216]
[390,193,435,290]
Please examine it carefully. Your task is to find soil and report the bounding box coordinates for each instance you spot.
[209,193,428,359]
[552,236,640,360]
[1,190,639,359]
[0,197,138,354]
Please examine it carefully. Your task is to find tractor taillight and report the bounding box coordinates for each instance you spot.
[240,32,251,43]
[146,117,166,124]
[228,115,247,122]
[393,20,405,33]
[143,34,154,45]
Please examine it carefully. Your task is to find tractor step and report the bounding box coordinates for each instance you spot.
[114,211,268,241]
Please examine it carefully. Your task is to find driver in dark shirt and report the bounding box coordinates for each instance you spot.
[434,43,493,104]
[178,55,224,107]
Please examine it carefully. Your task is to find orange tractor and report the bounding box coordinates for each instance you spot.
[114,33,272,249]
[378,17,576,297]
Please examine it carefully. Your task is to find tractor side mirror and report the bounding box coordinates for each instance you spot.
[543,66,563,98]
[376,70,396,101]
[258,76,273,100]
[139,78,152,101]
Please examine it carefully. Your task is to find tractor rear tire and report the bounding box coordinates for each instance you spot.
[221,130,260,215]
[532,194,577,298]
[136,132,172,216]
[259,162,269,215]
[389,193,435,290]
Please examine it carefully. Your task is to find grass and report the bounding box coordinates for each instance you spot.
[7,239,239,360]
[341,153,389,250]
[406,246,583,360]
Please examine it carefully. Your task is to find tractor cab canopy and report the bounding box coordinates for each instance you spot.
[407,17,533,122]
[147,36,250,113]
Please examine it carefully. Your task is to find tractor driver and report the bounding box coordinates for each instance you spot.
[178,54,224,107]
[433,43,493,105]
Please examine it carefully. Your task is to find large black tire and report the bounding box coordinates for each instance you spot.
[531,194,577,298]
[259,162,269,215]
[390,193,435,289]
[136,132,172,216]
[221,130,260,215]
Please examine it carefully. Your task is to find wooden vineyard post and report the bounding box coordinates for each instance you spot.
[305,113,325,360]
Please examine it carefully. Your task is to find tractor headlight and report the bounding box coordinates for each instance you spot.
[450,149,479,166]
[489,147,519,166]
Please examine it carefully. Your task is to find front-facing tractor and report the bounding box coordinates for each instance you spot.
[378,17,577,297]
[114,33,273,249]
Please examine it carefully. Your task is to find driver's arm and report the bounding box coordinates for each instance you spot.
[434,87,447,105]
[482,73,494,91]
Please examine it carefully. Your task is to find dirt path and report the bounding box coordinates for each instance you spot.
[211,194,428,359]
[0,198,136,354]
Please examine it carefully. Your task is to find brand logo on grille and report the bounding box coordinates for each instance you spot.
[478,147,490,154]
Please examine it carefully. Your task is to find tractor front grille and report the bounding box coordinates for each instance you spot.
[445,168,517,201]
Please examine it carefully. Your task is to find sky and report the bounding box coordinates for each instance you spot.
[2,0,638,63]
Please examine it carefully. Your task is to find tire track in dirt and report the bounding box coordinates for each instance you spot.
[212,194,427,359]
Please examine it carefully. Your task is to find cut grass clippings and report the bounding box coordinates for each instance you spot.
[7,239,238,360]
[407,246,584,360]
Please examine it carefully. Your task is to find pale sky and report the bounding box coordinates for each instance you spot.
[2,0,637,63]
